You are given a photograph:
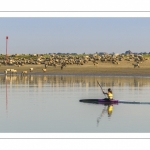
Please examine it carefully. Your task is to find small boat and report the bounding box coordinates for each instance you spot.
[79,99,150,105]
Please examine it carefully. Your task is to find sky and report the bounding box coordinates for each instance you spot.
[0,17,150,54]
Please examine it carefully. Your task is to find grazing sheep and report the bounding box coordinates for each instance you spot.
[61,65,63,70]
[42,68,46,72]
[6,69,11,71]
[29,68,33,72]
[93,60,98,66]
[5,69,11,74]
[132,63,140,68]
[4,70,7,75]
[44,64,48,68]
[11,69,17,74]
[10,69,15,72]
[53,63,57,67]
[13,70,17,74]
[21,71,28,75]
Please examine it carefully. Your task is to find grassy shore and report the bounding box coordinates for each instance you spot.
[1,60,150,77]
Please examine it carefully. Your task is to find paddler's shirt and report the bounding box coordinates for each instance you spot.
[107,92,113,100]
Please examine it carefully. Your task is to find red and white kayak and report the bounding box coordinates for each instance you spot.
[79,99,150,104]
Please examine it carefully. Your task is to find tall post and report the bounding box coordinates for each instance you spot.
[6,36,8,63]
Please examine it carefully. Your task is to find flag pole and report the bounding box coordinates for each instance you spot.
[6,36,8,64]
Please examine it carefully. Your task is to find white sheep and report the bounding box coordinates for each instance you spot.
[42,68,46,72]
[11,69,17,74]
[5,69,12,74]
[4,70,7,75]
[21,71,28,75]
[10,69,15,72]
[6,69,10,71]
[30,68,33,72]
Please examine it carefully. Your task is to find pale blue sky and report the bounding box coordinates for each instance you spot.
[0,17,150,54]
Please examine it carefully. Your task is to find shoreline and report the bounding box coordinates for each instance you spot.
[1,62,150,77]
[0,73,150,78]
[0,72,150,78]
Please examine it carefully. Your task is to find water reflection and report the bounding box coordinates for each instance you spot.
[1,75,150,132]
[107,104,113,117]
[2,75,150,113]
[97,104,114,126]
[5,76,8,112]
[1,75,150,88]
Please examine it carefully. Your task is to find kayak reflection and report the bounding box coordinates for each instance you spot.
[79,99,115,125]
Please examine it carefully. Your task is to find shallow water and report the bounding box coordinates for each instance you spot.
[0,75,150,133]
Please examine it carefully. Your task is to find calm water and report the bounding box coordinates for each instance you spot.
[0,75,150,133]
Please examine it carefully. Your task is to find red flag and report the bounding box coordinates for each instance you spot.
[6,36,8,39]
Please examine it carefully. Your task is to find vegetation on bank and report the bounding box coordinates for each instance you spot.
[0,53,150,59]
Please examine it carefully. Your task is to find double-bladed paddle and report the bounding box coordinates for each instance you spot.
[97,81,106,98]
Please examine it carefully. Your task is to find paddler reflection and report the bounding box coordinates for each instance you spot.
[97,104,113,126]
[107,104,113,117]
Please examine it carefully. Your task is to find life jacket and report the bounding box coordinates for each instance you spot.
[107,92,113,99]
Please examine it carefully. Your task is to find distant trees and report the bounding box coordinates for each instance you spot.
[125,50,132,54]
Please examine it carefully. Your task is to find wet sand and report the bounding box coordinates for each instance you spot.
[1,60,150,77]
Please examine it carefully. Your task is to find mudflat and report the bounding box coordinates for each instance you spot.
[1,60,150,76]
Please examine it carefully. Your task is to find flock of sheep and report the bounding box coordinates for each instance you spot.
[2,53,149,75]
[4,68,33,75]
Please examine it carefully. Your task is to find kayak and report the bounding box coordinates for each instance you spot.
[79,99,150,105]
[80,99,118,104]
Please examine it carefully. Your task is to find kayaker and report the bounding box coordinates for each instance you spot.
[103,88,113,100]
